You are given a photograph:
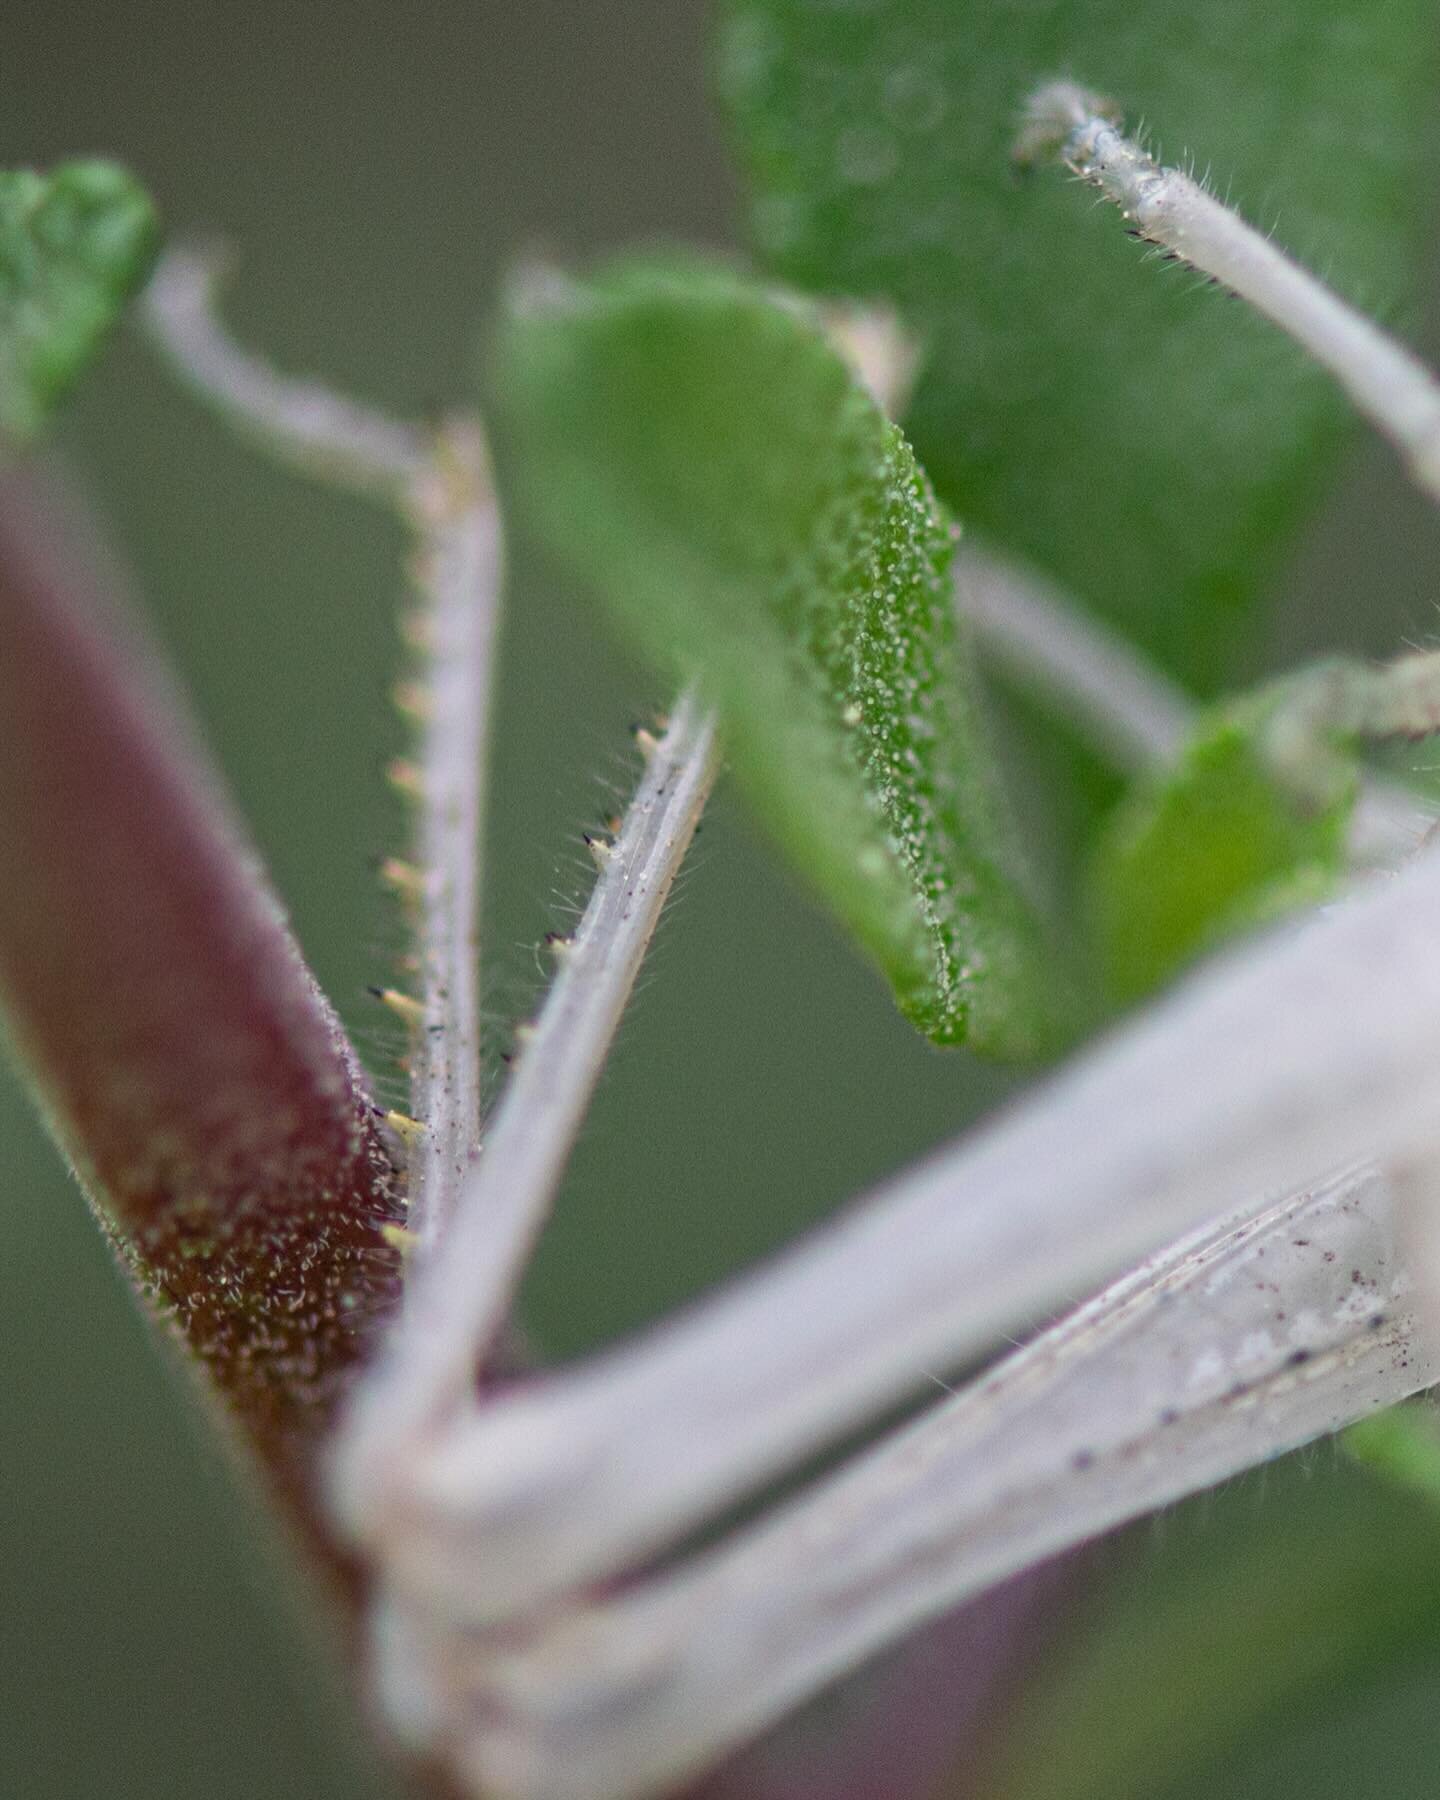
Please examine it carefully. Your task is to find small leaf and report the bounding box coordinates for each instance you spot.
[493,257,1055,1054]
[0,161,158,442]
[1087,687,1354,1000]
[720,0,1439,689]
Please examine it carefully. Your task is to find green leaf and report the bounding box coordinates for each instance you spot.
[974,1456,1440,1800]
[0,161,158,442]
[1346,1404,1440,1511]
[493,257,1057,1054]
[1087,690,1354,1001]
[720,0,1438,690]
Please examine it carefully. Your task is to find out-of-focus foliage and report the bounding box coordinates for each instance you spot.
[1087,691,1353,999]
[0,161,156,441]
[721,0,1438,688]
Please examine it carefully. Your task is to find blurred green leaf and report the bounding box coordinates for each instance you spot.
[0,161,157,442]
[493,256,1057,1053]
[1087,690,1353,1000]
[971,1457,1440,1800]
[719,0,1439,689]
[1347,1403,1440,1510]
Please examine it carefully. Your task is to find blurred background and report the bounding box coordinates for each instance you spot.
[6,3,1440,1796]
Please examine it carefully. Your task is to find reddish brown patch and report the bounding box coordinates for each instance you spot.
[0,464,406,1550]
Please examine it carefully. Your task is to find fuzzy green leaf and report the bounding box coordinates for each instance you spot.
[0,161,158,442]
[493,258,1056,1054]
[720,0,1438,689]
[1087,690,1354,1001]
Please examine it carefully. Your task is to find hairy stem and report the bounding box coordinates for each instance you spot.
[1016,81,1440,505]
[143,246,426,498]
[380,833,1440,1629]
[390,422,501,1249]
[336,693,718,1534]
[0,462,405,1551]
[145,244,502,1252]
[451,1165,1431,1800]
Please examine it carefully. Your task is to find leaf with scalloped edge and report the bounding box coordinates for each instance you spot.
[0,161,158,442]
[719,0,1439,691]
[493,257,1058,1055]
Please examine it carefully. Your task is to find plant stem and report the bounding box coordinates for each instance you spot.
[956,542,1191,766]
[0,461,406,1552]
[336,693,718,1531]
[145,245,503,1253]
[1016,81,1440,505]
[393,422,501,1249]
[451,1165,1431,1800]
[389,832,1440,1629]
[143,246,426,499]
[406,689,716,1369]
[955,542,1428,865]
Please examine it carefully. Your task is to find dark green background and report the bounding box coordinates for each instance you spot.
[6,4,1440,1797]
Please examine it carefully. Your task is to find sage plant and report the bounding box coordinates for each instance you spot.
[8,6,1440,1798]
